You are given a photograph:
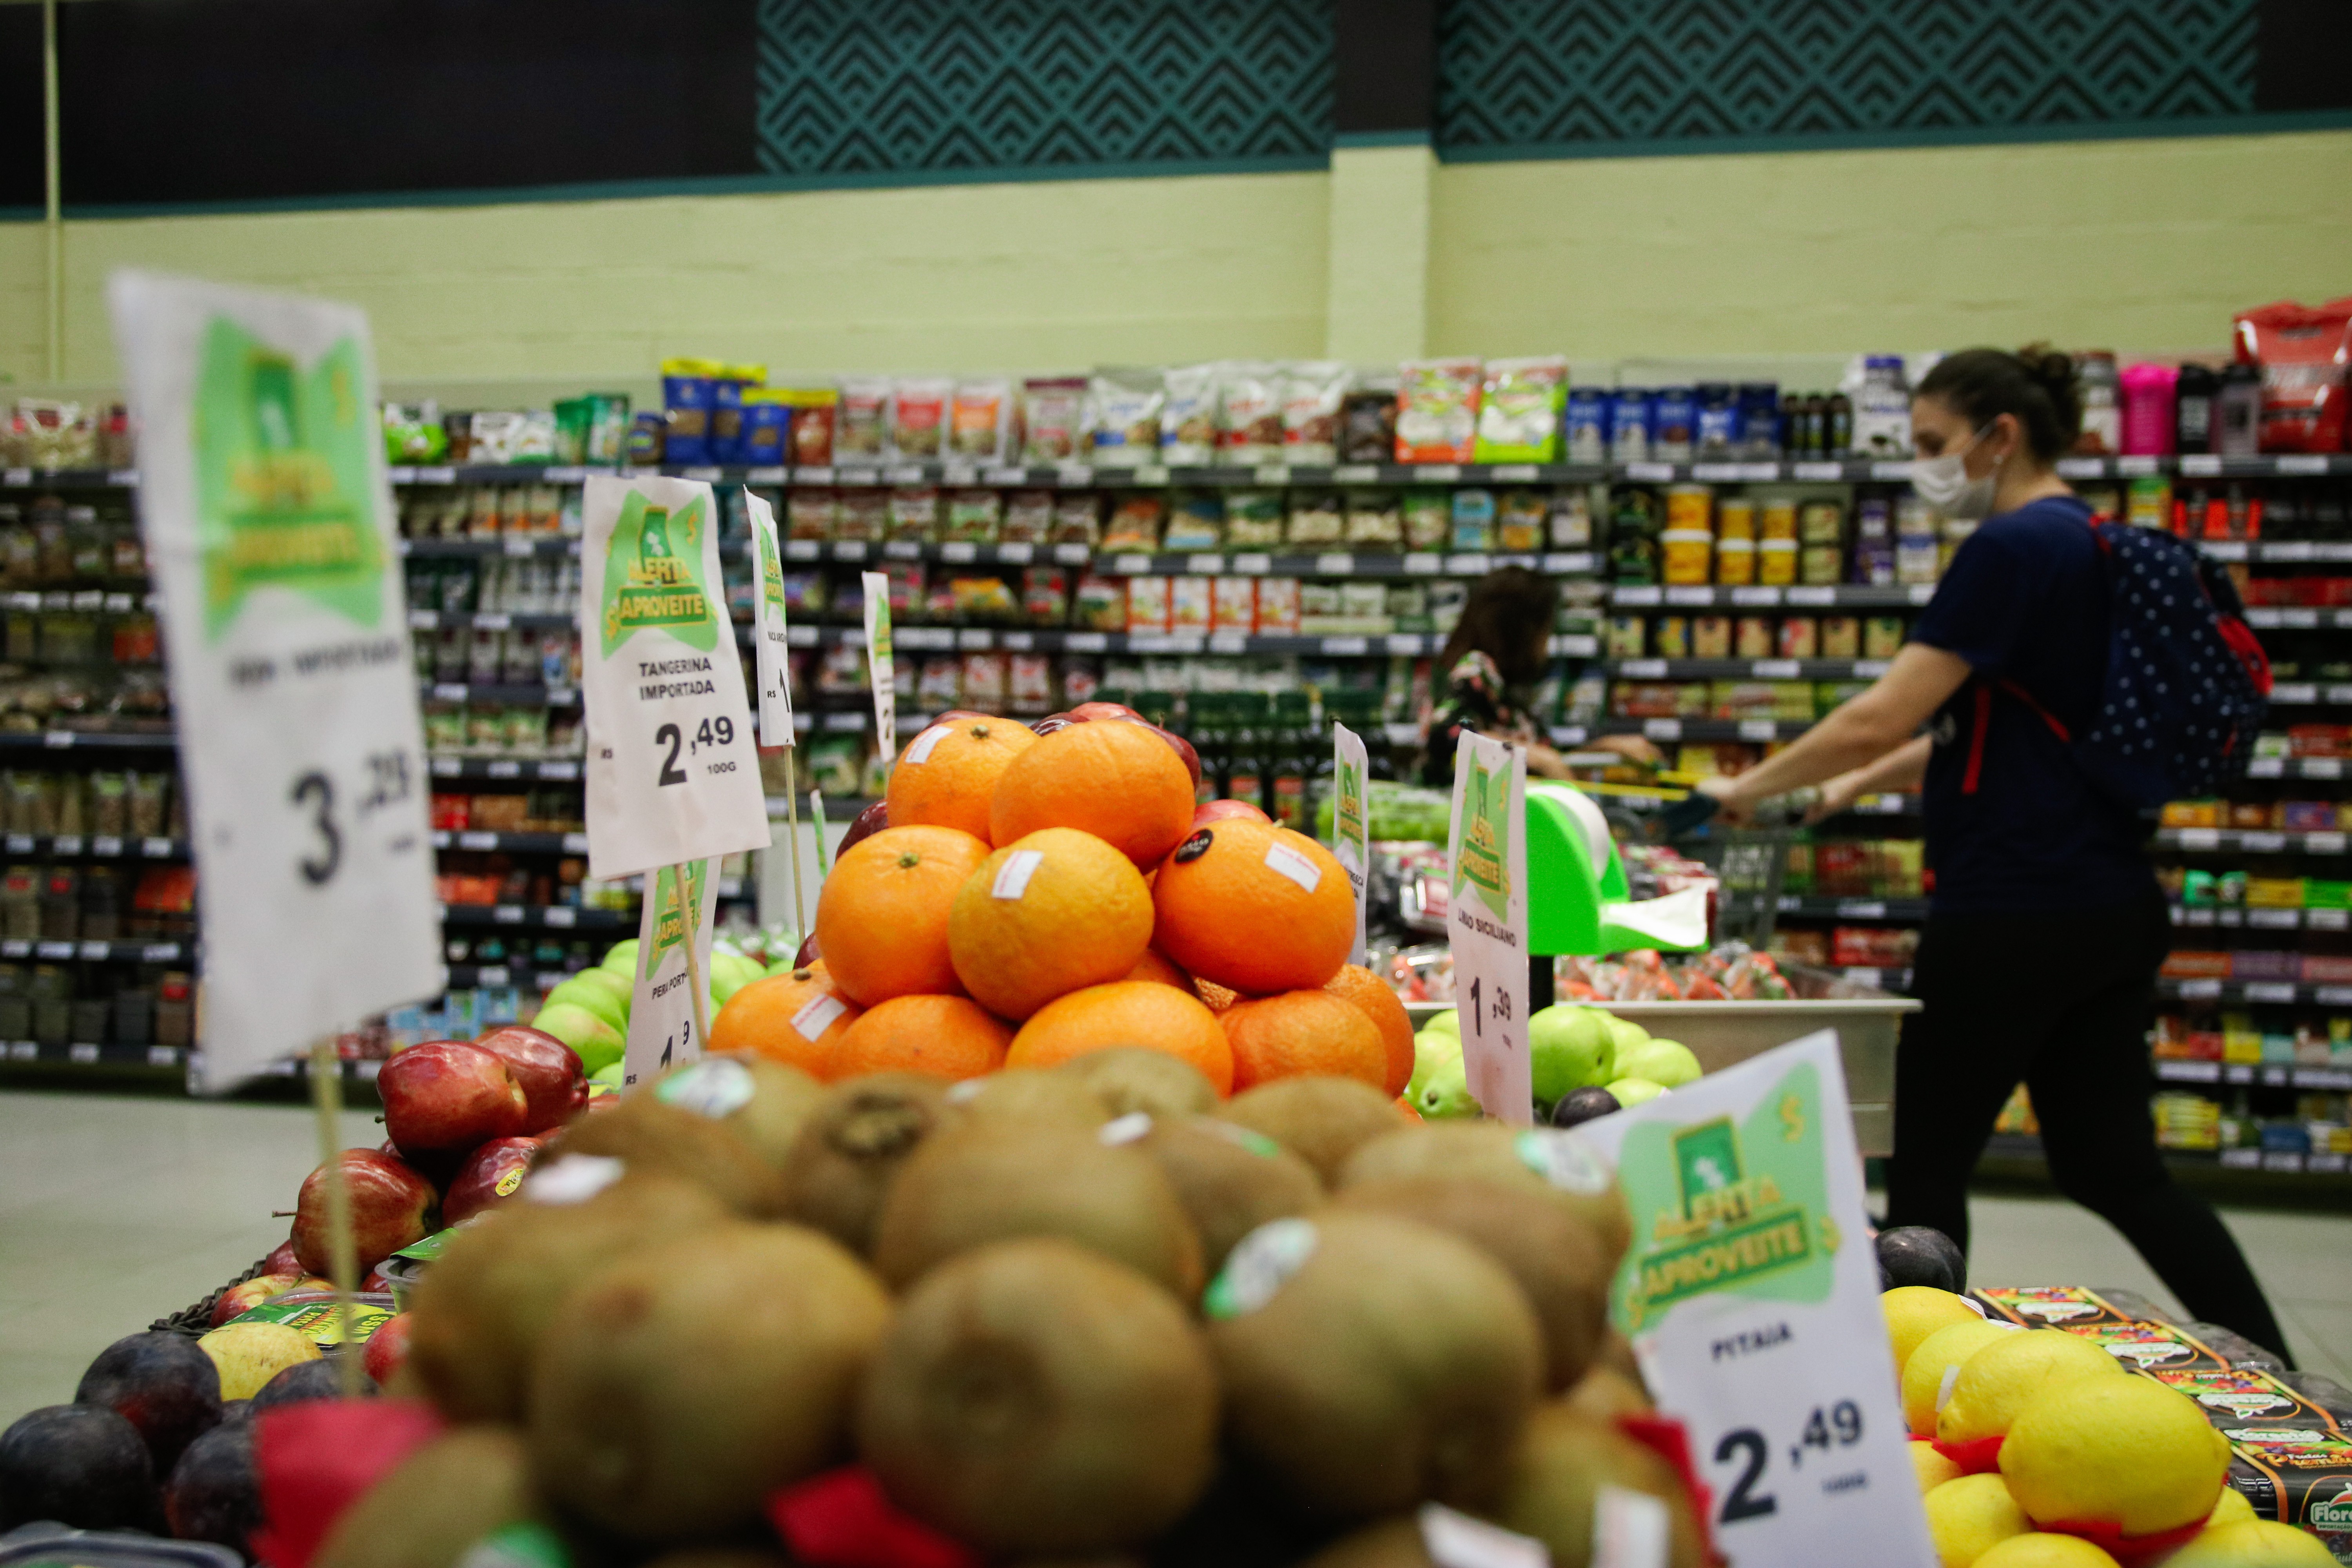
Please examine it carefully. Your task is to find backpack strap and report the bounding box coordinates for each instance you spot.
[1961,677,2070,796]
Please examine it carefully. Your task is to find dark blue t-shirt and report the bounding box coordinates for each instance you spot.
[1909,495,2156,915]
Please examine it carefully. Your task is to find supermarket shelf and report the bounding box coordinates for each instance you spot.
[1832,965,1912,991]
[2243,757,2352,780]
[1609,583,1932,610]
[0,832,187,861]
[401,535,577,560]
[2263,684,2352,708]
[0,468,144,491]
[1595,717,1814,742]
[1980,1132,2352,1183]
[2160,977,2352,1006]
[1842,793,1922,817]
[443,963,587,991]
[2154,827,2349,855]
[418,681,578,706]
[0,1040,187,1071]
[1775,895,1929,921]
[779,622,1466,659]
[407,610,576,632]
[428,755,582,781]
[2155,1058,2352,1091]
[2172,904,2351,930]
[430,829,589,855]
[1605,657,1893,681]
[0,730,178,753]
[2244,610,2352,633]
[438,904,632,932]
[2202,541,2352,564]
[0,937,190,963]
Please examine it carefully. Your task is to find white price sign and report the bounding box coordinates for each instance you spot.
[1447,729,1531,1125]
[579,475,768,880]
[1331,720,1370,968]
[1573,1031,1935,1567]
[108,270,439,1089]
[621,858,720,1088]
[863,570,897,769]
[744,489,795,748]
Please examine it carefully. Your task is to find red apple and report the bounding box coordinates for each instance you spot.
[377,1040,528,1158]
[292,1149,436,1277]
[210,1273,302,1328]
[261,1239,301,1278]
[1068,701,1139,722]
[933,709,987,723]
[837,799,890,856]
[1194,799,1270,827]
[1136,720,1203,789]
[1029,714,1077,735]
[360,1267,392,1294]
[441,1135,547,1227]
[362,1314,412,1387]
[793,930,822,968]
[468,1025,586,1133]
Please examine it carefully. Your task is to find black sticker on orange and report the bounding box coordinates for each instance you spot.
[1173,829,1213,863]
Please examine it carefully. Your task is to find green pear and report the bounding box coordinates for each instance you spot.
[1604,1076,1667,1109]
[599,938,639,977]
[1406,1027,1465,1104]
[533,1002,625,1075]
[543,976,626,1036]
[1603,1014,1649,1062]
[1414,1053,1480,1120]
[569,966,633,1019]
[589,1061,624,1086]
[709,951,765,1005]
[1616,1038,1702,1089]
[1421,1007,1459,1037]
[1528,1004,1616,1101]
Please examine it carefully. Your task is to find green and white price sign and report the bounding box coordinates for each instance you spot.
[1331,720,1370,968]
[744,488,795,748]
[108,271,439,1088]
[1572,1031,1936,1566]
[862,570,896,769]
[1446,728,1531,1125]
[621,857,719,1088]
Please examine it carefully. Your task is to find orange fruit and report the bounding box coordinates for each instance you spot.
[1218,990,1386,1093]
[1324,964,1415,1097]
[989,719,1194,868]
[709,967,862,1078]
[1395,1095,1422,1121]
[1126,946,1194,990]
[1152,818,1354,995]
[830,995,1012,1080]
[948,828,1153,1020]
[814,825,991,1006]
[1195,978,1238,1012]
[886,715,1036,841]
[1005,980,1234,1096]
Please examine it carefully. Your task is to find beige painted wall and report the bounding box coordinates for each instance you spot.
[1429,130,2352,360]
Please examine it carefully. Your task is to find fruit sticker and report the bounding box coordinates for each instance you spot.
[620,854,720,1089]
[579,474,768,882]
[1331,720,1370,967]
[1571,1029,1934,1566]
[744,489,795,748]
[1204,1217,1318,1319]
[107,271,441,1087]
[1446,729,1532,1126]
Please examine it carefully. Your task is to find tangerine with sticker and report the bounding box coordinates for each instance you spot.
[831,995,1014,1081]
[948,828,1153,1020]
[885,715,1037,842]
[1152,818,1354,995]
[989,717,1195,867]
[708,966,863,1078]
[815,825,991,1006]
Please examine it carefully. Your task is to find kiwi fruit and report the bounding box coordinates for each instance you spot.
[857,1237,1219,1555]
[1121,1114,1323,1276]
[1296,1518,1431,1568]
[1218,1077,1403,1184]
[945,1067,1112,1129]
[1058,1047,1220,1120]
[1205,1210,1543,1519]
[540,1094,790,1218]
[407,1172,732,1422]
[312,1426,536,1568]
[1338,1122,1631,1267]
[1486,1403,1708,1568]
[709,1058,827,1173]
[871,1119,1203,1298]
[1331,1176,1610,1391]
[528,1221,892,1542]
[782,1073,963,1254]
[1561,1365,1652,1422]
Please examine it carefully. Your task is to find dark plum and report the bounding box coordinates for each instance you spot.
[163,1419,259,1551]
[75,1330,223,1472]
[0,1404,157,1532]
[1875,1225,1966,1292]
[249,1358,376,1412]
[1550,1087,1621,1129]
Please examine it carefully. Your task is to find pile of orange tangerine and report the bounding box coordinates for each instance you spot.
[710,712,1414,1103]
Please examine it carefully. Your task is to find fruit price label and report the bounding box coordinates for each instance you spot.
[621,858,720,1088]
[108,271,440,1087]
[743,489,795,748]
[1332,720,1370,968]
[863,570,897,769]
[579,475,768,880]
[1572,1030,1935,1567]
[1446,728,1532,1126]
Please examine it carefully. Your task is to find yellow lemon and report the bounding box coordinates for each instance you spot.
[1888,1286,1985,1377]
[1913,1439,1966,1495]
[1926,1473,2031,1568]
[1937,1328,2125,1447]
[1972,1535,2121,1568]
[1904,1319,2023,1436]
[196,1319,321,1400]
[2165,1520,2339,1566]
[2206,1488,2257,1530]
[1999,1375,2230,1538]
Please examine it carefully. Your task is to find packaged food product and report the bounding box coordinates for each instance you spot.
[1848,356,1911,457]
[1778,617,1818,659]
[1664,483,1713,534]
[1254,576,1301,633]
[1387,582,1430,631]
[837,488,887,542]
[1401,491,1450,550]
[1653,616,1689,657]
[1820,616,1860,657]
[1450,489,1495,550]
[1007,652,1054,713]
[944,488,1001,543]
[1758,537,1798,586]
[951,575,1019,622]
[1496,490,1546,552]
[780,571,826,616]
[626,410,666,465]
[1548,488,1593,547]
[1394,358,1481,463]
[1072,574,1126,631]
[949,378,1014,461]
[1002,489,1053,544]
[1213,576,1256,632]
[1340,380,1399,463]
[1340,581,1388,627]
[1472,356,1568,462]
[1225,490,1283,547]
[1021,377,1088,464]
[1298,581,1344,630]
[1281,362,1350,465]
[1660,530,1711,584]
[1060,656,1102,706]
[1102,494,1164,550]
[1051,493,1102,544]
[1610,388,1653,462]
[837,377,890,460]
[1286,491,1344,545]
[1651,386,1696,461]
[1217,362,1285,462]
[1164,494,1225,551]
[1714,535,1755,585]
[1605,615,1646,657]
[889,377,951,461]
[1565,388,1609,463]
[1692,616,1731,657]
[785,389,837,465]
[1126,575,1171,633]
[1161,364,1220,465]
[787,488,837,540]
[1020,565,1069,624]
[660,358,720,465]
[738,390,790,466]
[1735,617,1775,658]
[1345,492,1403,546]
[1738,382,1781,456]
[961,651,1009,711]
[887,486,940,542]
[880,562,925,617]
[1799,543,1842,586]
[1862,616,1906,659]
[709,365,764,464]
[1170,575,1213,633]
[1088,369,1164,467]
[2232,298,2352,453]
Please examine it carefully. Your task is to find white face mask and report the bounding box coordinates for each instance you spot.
[1911,424,1998,519]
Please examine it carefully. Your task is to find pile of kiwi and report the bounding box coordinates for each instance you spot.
[361,1050,1702,1568]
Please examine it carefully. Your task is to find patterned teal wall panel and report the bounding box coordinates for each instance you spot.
[755,0,1333,179]
[1437,0,2261,158]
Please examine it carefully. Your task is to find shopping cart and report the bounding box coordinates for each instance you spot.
[1621,775,1816,948]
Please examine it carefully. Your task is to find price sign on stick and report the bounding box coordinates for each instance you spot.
[1448,728,1531,1125]
[1331,720,1371,968]
[862,570,897,770]
[1572,1031,1937,1567]
[744,490,795,748]
[580,475,768,880]
[621,859,720,1088]
[108,270,439,1089]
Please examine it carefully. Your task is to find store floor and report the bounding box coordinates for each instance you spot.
[4,1089,2348,1430]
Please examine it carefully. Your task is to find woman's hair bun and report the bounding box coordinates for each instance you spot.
[2014,342,2080,436]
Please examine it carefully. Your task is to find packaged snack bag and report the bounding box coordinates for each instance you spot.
[2233,298,2352,453]
[949,378,1013,461]
[660,358,719,465]
[1285,490,1343,545]
[1021,377,1087,464]
[887,486,940,543]
[785,388,838,465]
[1161,364,1220,465]
[1401,490,1450,550]
[835,376,889,460]
[1497,490,1546,551]
[1127,575,1171,633]
[1050,492,1101,544]
[961,651,1009,711]
[1020,566,1069,624]
[1395,358,1481,463]
[1224,490,1283,547]
[1008,652,1055,713]
[837,488,886,542]
[1217,362,1285,462]
[1163,494,1225,551]
[1088,369,1164,467]
[1171,575,1213,634]
[889,376,951,461]
[1341,377,1399,463]
[1072,574,1126,631]
[1281,362,1350,465]
[1255,576,1302,633]
[1473,356,1568,462]
[1001,488,1053,544]
[1213,576,1257,632]
[787,487,837,541]
[1102,494,1165,550]
[944,488,1002,543]
[1345,492,1403,546]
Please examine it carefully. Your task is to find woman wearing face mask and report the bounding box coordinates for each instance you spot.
[1697,346,2289,1356]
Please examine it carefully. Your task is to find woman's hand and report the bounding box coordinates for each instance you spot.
[1589,733,1666,768]
[1524,742,1573,779]
[1806,768,1869,824]
[1695,772,1754,827]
